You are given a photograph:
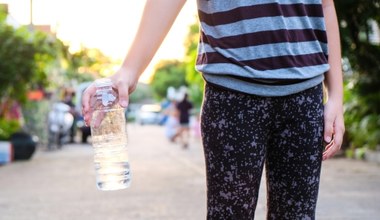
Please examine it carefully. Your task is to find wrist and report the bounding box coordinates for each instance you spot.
[325,95,344,113]
[327,88,343,101]
[115,66,139,84]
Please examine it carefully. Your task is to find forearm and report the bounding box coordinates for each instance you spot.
[323,0,343,103]
[321,0,345,159]
[120,0,186,81]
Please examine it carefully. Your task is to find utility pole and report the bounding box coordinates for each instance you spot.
[29,0,34,31]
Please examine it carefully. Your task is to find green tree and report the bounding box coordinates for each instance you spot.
[336,0,380,150]
[0,7,119,143]
[65,47,115,84]
[150,60,187,100]
[0,8,65,141]
[0,19,57,103]
[184,23,203,108]
[129,82,154,103]
[150,23,203,106]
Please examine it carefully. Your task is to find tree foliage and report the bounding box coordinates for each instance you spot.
[150,60,187,100]
[150,23,203,107]
[66,47,114,83]
[0,7,113,103]
[0,7,115,141]
[0,14,59,103]
[335,0,380,149]
[184,23,203,108]
[336,0,380,94]
[129,83,154,104]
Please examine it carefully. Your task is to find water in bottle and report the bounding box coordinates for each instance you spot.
[90,78,131,190]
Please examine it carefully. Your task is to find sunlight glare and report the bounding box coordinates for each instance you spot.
[1,0,197,83]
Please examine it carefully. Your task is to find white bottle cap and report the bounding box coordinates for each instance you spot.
[94,78,116,107]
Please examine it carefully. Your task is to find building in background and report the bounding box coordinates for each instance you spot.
[1,3,55,36]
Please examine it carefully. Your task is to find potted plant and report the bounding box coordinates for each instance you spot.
[0,118,20,164]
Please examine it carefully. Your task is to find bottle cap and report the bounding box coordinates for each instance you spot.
[94,78,116,107]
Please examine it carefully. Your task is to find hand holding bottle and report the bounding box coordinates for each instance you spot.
[81,67,138,127]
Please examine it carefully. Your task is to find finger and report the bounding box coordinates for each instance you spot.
[323,115,345,160]
[332,129,344,151]
[322,131,344,161]
[323,142,339,160]
[82,84,95,114]
[91,110,106,128]
[117,82,130,108]
[333,116,345,150]
[323,113,334,143]
[323,137,334,160]
[323,134,342,160]
[81,84,96,126]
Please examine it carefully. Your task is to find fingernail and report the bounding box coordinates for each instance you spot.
[120,100,128,107]
[325,136,332,143]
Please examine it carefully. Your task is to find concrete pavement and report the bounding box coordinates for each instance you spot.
[0,125,379,220]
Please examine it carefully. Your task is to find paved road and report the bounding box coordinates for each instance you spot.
[1,125,379,220]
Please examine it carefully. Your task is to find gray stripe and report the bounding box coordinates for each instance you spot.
[202,73,325,97]
[197,0,322,14]
[199,41,329,60]
[196,63,330,79]
[200,16,326,39]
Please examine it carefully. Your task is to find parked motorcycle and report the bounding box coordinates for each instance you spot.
[47,102,74,150]
[74,81,93,143]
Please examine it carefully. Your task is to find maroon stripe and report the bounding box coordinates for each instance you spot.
[198,3,323,26]
[197,52,328,71]
[201,29,327,49]
[220,75,309,86]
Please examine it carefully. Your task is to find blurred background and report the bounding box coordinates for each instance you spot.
[0,1,380,219]
[0,0,202,149]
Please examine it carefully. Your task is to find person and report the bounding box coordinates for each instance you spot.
[159,99,172,126]
[174,93,193,148]
[82,0,345,219]
[163,100,180,142]
[62,89,77,143]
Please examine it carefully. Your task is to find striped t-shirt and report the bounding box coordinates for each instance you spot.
[196,0,330,96]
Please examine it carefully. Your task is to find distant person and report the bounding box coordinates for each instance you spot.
[63,90,77,143]
[159,99,172,125]
[174,93,193,148]
[163,100,179,141]
[82,0,345,218]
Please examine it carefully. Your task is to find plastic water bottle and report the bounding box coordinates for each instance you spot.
[90,78,131,190]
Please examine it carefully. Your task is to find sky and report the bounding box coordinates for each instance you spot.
[1,0,198,82]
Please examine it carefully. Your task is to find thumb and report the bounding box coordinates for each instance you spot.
[324,114,334,143]
[118,84,129,108]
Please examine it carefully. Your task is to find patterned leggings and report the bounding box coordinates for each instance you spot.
[201,83,324,220]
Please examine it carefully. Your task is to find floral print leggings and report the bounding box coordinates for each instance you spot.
[201,83,324,220]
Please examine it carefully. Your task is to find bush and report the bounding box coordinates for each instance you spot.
[344,80,380,150]
[0,118,21,140]
[22,100,50,146]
